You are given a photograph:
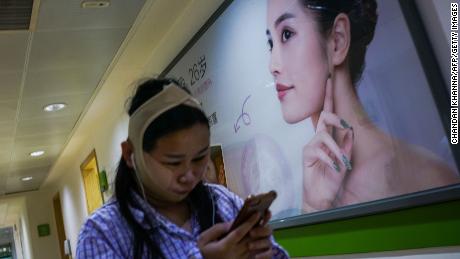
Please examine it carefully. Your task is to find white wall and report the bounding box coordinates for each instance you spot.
[51,111,127,257]
[22,191,60,259]
[13,219,24,259]
[19,203,33,259]
[0,197,32,259]
[37,0,225,257]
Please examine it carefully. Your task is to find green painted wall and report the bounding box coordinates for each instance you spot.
[273,199,460,257]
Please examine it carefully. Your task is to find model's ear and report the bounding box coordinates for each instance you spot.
[121,140,134,168]
[328,13,351,66]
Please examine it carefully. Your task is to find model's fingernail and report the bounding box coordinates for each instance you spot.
[332,161,340,173]
[342,154,352,171]
[340,119,351,129]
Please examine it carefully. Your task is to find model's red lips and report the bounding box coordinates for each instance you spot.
[276,83,294,101]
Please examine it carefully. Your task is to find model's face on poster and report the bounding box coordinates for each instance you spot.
[267,0,329,124]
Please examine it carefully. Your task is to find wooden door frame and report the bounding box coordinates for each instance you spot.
[52,193,69,259]
[80,149,104,213]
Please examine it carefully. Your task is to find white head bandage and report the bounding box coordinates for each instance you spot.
[128,83,201,199]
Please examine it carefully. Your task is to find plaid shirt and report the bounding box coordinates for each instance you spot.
[76,183,289,258]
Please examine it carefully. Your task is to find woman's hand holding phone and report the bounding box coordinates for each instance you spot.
[302,77,354,212]
[246,210,273,258]
[197,212,273,259]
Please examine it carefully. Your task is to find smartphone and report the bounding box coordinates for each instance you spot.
[229,190,277,232]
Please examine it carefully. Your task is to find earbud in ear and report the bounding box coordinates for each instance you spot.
[130,153,136,169]
[130,153,141,172]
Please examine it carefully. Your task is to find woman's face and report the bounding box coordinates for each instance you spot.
[267,0,329,124]
[143,123,210,204]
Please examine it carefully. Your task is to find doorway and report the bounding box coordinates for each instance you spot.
[80,150,104,214]
[52,194,69,259]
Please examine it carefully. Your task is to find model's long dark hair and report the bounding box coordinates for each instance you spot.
[115,78,221,258]
[302,0,378,84]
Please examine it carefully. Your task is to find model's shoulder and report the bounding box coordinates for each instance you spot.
[409,144,458,178]
[395,141,459,187]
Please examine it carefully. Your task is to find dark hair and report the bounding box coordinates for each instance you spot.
[302,0,378,84]
[115,78,221,258]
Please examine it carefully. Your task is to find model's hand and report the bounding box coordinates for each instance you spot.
[198,213,270,259]
[302,78,354,212]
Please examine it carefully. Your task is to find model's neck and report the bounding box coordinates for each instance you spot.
[333,72,370,130]
[312,70,381,165]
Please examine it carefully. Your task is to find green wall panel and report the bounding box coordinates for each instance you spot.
[273,199,460,257]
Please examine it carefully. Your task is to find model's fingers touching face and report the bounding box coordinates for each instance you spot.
[323,77,333,113]
[322,77,334,134]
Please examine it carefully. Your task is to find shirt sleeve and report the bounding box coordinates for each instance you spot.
[186,245,204,259]
[206,183,243,221]
[271,238,290,258]
[76,218,124,259]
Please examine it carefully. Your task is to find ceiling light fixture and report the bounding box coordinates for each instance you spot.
[21,176,33,182]
[29,150,45,157]
[43,103,67,112]
[81,1,110,8]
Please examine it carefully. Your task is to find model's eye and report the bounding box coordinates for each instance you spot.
[267,39,273,52]
[281,29,294,42]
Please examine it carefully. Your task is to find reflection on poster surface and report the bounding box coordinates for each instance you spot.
[166,0,460,220]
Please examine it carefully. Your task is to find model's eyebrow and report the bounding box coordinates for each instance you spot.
[274,13,295,28]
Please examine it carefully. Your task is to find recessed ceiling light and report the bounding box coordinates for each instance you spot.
[29,150,45,157]
[21,176,33,182]
[43,103,67,112]
[81,1,110,8]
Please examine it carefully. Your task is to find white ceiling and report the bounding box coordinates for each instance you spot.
[0,0,146,195]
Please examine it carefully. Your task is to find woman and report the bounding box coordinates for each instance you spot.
[266,0,459,212]
[76,78,289,258]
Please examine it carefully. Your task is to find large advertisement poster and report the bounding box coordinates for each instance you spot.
[164,0,460,223]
